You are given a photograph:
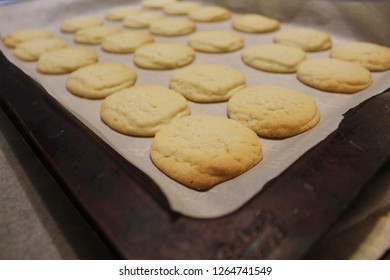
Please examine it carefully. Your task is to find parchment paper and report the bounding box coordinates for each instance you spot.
[1,0,389,218]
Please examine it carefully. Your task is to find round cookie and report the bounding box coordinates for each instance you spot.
[142,0,177,9]
[163,1,202,15]
[232,13,281,33]
[273,28,332,52]
[170,63,246,103]
[66,62,137,99]
[330,42,390,71]
[149,18,196,37]
[150,114,263,190]
[188,30,244,53]
[105,6,142,21]
[37,47,98,74]
[74,25,121,45]
[242,44,307,73]
[188,6,231,22]
[297,58,373,93]
[13,38,67,61]
[3,28,52,48]
[60,15,103,33]
[227,85,320,138]
[133,42,195,70]
[100,84,190,137]
[102,31,154,54]
[123,12,164,28]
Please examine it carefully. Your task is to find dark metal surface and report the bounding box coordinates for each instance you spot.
[1,51,389,259]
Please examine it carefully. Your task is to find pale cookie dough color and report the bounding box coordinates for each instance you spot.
[66,62,137,99]
[123,12,165,28]
[37,47,98,74]
[134,42,195,70]
[102,31,154,54]
[100,84,190,137]
[150,115,263,190]
[60,16,103,33]
[297,58,373,93]
[170,63,246,103]
[330,42,390,71]
[188,30,244,53]
[142,0,177,9]
[105,6,142,21]
[188,6,231,22]
[13,38,67,61]
[3,28,52,48]
[149,18,196,36]
[163,1,202,15]
[228,85,320,138]
[242,44,306,73]
[74,25,121,45]
[232,13,280,33]
[274,28,332,52]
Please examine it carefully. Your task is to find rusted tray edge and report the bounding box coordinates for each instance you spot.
[1,51,389,259]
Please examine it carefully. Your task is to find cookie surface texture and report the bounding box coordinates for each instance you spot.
[60,16,103,33]
[273,28,332,51]
[228,85,320,138]
[188,6,231,22]
[142,0,177,9]
[134,42,195,70]
[13,38,67,61]
[74,25,121,45]
[66,62,137,99]
[232,13,280,33]
[3,28,52,48]
[330,42,390,71]
[100,84,190,137]
[102,31,154,54]
[297,58,373,93]
[242,44,306,73]
[163,1,202,15]
[150,115,263,190]
[170,63,246,102]
[37,47,98,74]
[188,30,244,53]
[123,12,164,28]
[105,6,142,21]
[149,18,196,36]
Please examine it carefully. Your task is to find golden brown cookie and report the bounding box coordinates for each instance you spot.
[3,28,52,48]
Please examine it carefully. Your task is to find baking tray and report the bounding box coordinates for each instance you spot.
[1,51,389,259]
[1,0,390,259]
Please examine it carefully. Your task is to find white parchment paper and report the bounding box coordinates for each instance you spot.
[1,0,389,218]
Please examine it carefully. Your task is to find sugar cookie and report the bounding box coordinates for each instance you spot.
[149,18,196,36]
[150,114,262,190]
[330,42,390,71]
[297,58,373,93]
[274,28,332,52]
[74,25,121,45]
[100,84,190,137]
[102,31,154,54]
[105,6,142,21]
[142,0,177,9]
[188,6,231,22]
[66,62,137,99]
[232,13,280,33]
[134,42,195,70]
[37,47,98,74]
[170,63,246,103]
[123,12,164,28]
[188,30,244,53]
[3,28,52,48]
[13,38,67,61]
[60,16,103,33]
[228,85,320,138]
[163,1,202,15]
[242,44,306,73]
